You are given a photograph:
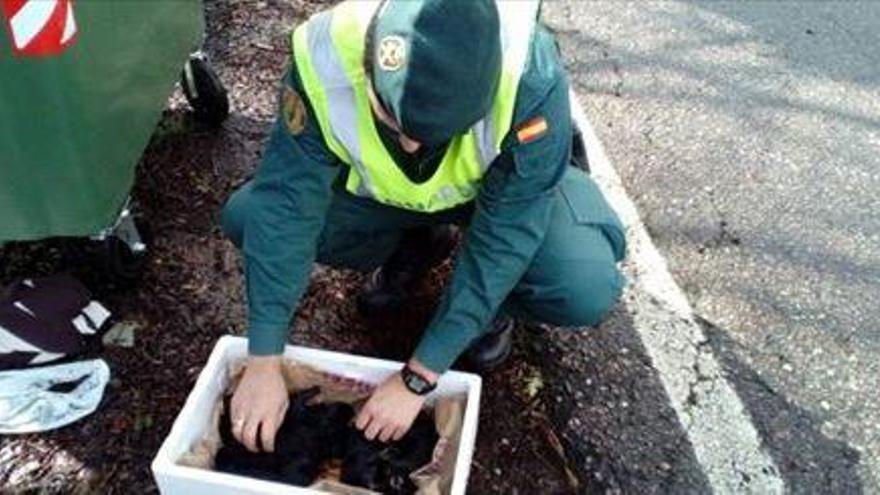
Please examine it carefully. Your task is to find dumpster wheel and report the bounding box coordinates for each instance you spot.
[93,207,151,285]
[102,233,148,284]
[182,53,229,128]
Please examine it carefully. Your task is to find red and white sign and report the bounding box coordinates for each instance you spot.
[2,0,78,57]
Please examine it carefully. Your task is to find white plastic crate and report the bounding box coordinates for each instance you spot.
[151,336,482,495]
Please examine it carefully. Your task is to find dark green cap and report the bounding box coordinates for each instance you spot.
[368,0,502,146]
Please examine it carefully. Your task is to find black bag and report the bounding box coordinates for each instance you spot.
[0,275,112,370]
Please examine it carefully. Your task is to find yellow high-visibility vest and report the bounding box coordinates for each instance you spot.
[293,0,539,212]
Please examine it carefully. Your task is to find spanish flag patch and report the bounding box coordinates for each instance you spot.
[516,116,549,144]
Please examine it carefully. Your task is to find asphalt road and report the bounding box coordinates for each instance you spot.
[544,1,880,492]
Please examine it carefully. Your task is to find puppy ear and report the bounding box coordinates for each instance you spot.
[290,386,322,412]
[301,386,322,403]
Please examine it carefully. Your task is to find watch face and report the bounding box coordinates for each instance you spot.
[402,368,434,395]
[404,372,428,393]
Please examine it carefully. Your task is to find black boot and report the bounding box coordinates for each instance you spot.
[357,226,456,317]
[464,315,515,372]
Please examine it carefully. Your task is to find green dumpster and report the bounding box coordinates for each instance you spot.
[0,0,227,245]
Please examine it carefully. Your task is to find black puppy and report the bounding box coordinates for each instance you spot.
[216,386,353,485]
[380,412,439,494]
[341,426,385,491]
[216,386,439,493]
[341,411,439,494]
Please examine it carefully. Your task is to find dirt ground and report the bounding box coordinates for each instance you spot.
[0,1,582,494]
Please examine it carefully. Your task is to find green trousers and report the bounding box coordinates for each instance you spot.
[223,166,626,328]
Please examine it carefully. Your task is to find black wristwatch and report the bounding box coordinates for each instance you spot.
[401,365,437,396]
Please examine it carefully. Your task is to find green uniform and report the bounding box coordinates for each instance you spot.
[222,13,626,374]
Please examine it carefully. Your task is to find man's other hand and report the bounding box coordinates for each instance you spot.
[355,359,436,442]
[230,355,289,453]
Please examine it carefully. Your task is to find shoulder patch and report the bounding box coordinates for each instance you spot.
[282,85,307,135]
[516,116,548,144]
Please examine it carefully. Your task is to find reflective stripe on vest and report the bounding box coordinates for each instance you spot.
[293,0,540,212]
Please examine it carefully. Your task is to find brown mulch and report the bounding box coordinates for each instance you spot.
[0,1,578,494]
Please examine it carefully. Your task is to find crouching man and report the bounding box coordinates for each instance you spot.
[221,0,626,452]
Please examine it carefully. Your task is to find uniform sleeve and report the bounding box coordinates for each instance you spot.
[244,64,340,355]
[413,28,572,373]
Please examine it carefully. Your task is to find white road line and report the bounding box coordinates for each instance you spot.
[570,90,785,493]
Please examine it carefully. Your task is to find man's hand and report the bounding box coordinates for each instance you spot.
[230,355,289,453]
[355,359,438,442]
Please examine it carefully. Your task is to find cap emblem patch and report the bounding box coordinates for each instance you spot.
[377,35,406,72]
